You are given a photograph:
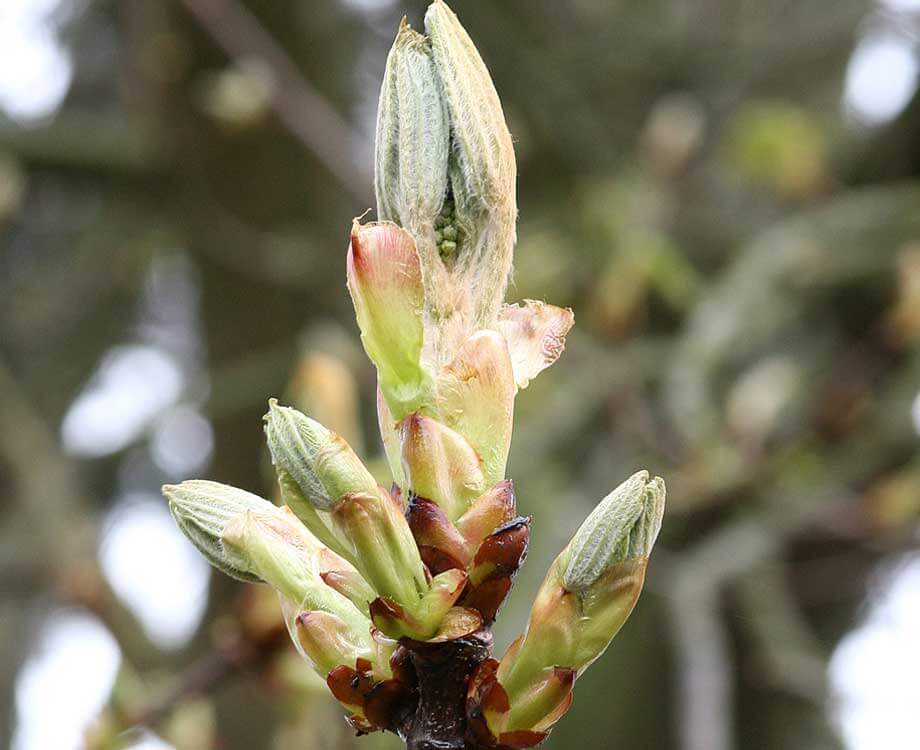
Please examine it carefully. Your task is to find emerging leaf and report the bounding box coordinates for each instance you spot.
[496,301,575,389]
[264,399,379,509]
[164,480,277,582]
[436,329,516,486]
[347,223,432,418]
[400,412,486,521]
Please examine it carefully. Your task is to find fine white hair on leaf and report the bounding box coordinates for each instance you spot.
[563,470,666,592]
[264,398,335,510]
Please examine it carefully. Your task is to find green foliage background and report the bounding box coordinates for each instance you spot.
[2,1,920,748]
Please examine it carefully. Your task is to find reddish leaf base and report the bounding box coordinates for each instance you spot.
[462,518,530,624]
[327,655,415,734]
[466,659,573,749]
[324,627,548,748]
[323,486,555,748]
[330,629,570,748]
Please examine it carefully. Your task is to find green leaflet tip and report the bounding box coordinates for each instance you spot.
[163,479,276,582]
[562,470,666,592]
[263,400,337,510]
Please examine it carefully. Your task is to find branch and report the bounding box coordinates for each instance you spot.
[401,631,494,750]
[179,0,372,204]
[0,114,162,175]
[665,582,733,750]
[123,626,288,729]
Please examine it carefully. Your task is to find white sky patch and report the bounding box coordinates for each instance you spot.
[843,31,919,126]
[100,492,210,650]
[141,255,205,365]
[13,611,121,750]
[879,0,920,11]
[61,344,184,458]
[829,556,920,750]
[151,405,214,477]
[125,730,176,750]
[911,391,920,435]
[339,0,396,11]
[0,0,73,122]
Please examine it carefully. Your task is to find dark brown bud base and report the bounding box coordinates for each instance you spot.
[325,629,497,748]
[326,484,538,748]
[406,485,530,626]
[404,628,494,749]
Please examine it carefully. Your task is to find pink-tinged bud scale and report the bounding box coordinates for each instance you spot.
[400,413,485,521]
[347,222,430,419]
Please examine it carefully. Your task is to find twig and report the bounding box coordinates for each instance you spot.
[735,564,828,703]
[179,0,372,204]
[123,627,288,729]
[666,581,734,750]
[0,114,161,175]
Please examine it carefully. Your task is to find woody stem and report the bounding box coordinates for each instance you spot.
[402,628,494,750]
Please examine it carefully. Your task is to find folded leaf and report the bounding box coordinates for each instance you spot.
[496,301,574,389]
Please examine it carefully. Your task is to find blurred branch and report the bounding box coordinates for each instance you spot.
[87,616,289,750]
[178,0,372,204]
[666,583,733,750]
[121,626,287,730]
[735,565,828,702]
[666,183,920,446]
[0,114,163,175]
[848,86,920,184]
[649,345,920,748]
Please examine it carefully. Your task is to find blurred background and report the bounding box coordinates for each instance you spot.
[2,0,920,748]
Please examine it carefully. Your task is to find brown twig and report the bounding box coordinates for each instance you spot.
[123,626,288,729]
[400,630,494,750]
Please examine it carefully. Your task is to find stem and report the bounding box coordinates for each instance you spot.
[402,628,494,750]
